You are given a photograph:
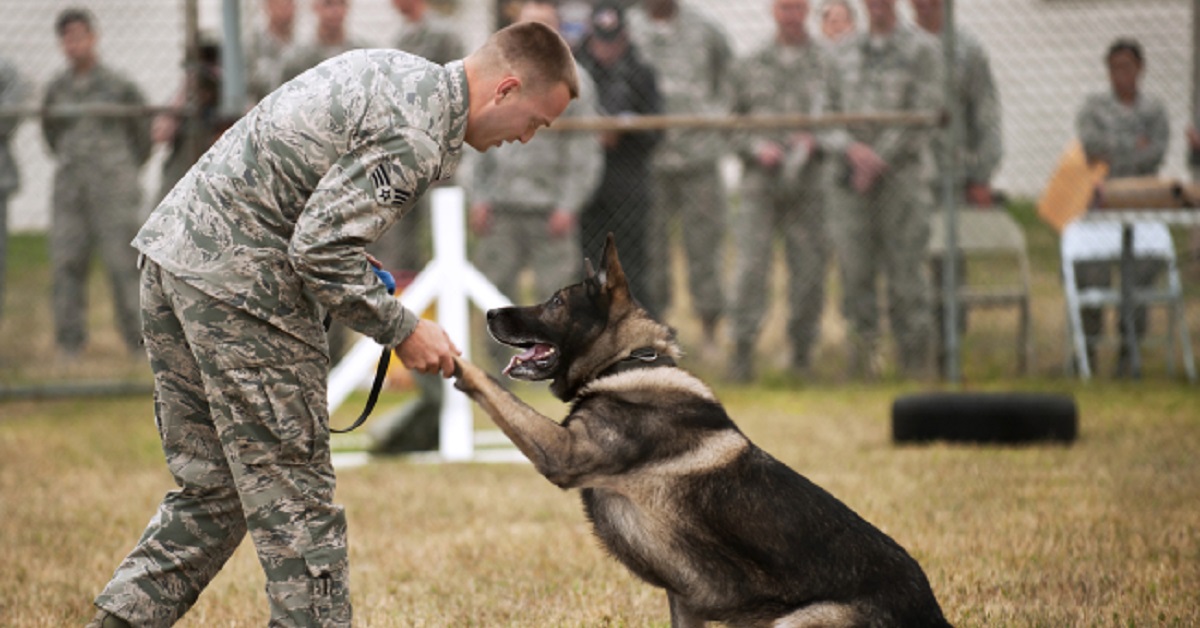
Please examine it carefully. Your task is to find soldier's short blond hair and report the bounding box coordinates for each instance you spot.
[476,21,580,99]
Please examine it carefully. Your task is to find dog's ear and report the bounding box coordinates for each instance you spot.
[584,258,596,279]
[601,233,631,299]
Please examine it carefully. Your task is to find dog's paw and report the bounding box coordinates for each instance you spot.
[452,356,485,395]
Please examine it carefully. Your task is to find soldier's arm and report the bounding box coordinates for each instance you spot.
[554,73,603,216]
[1076,96,1112,164]
[126,79,153,166]
[40,80,60,156]
[0,61,24,139]
[1134,103,1170,175]
[289,129,440,348]
[962,43,1002,186]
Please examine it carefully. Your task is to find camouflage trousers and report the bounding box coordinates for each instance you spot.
[95,261,350,627]
[826,167,934,377]
[51,162,143,353]
[645,164,727,326]
[729,168,828,370]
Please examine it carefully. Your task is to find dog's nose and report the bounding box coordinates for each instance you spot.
[486,309,497,322]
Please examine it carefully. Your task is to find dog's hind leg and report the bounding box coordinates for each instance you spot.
[668,591,706,628]
[770,602,862,628]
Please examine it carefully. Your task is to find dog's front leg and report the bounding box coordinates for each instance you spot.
[452,357,578,482]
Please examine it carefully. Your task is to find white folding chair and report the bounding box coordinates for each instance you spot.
[1060,220,1196,382]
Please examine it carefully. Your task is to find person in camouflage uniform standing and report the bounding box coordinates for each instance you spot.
[824,0,942,379]
[246,0,297,103]
[41,8,151,358]
[0,56,25,321]
[726,0,837,382]
[467,0,602,368]
[911,0,1003,373]
[1073,38,1169,376]
[628,0,732,342]
[87,22,580,628]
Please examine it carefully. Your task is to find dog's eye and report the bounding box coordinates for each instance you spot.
[550,294,564,308]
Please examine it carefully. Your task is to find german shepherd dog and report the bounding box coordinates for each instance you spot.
[452,235,952,628]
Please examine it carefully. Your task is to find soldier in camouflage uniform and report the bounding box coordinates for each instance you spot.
[726,0,837,382]
[824,0,942,379]
[246,0,297,103]
[911,0,1003,373]
[41,8,152,358]
[0,56,25,321]
[466,0,603,370]
[1074,38,1169,375]
[628,0,733,340]
[87,22,579,627]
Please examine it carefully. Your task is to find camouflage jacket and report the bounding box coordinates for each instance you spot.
[133,51,469,352]
[246,27,294,102]
[929,27,1002,187]
[1076,90,1169,178]
[395,11,464,65]
[628,3,733,170]
[41,62,152,170]
[0,57,25,192]
[824,25,943,171]
[468,67,602,215]
[729,38,839,176]
[280,36,373,85]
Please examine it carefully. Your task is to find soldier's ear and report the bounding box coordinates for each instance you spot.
[495,76,522,104]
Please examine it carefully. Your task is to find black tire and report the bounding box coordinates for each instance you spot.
[892,392,1077,444]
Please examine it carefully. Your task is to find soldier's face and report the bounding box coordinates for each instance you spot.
[821,5,853,40]
[466,79,571,151]
[1107,50,1142,101]
[59,21,96,68]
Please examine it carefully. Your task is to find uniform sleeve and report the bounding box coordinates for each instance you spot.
[962,43,1002,185]
[289,129,440,347]
[1134,102,1170,175]
[1076,95,1111,164]
[40,79,61,156]
[0,61,24,140]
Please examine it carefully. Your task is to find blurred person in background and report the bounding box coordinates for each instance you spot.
[246,0,296,102]
[726,0,836,382]
[151,37,227,205]
[466,0,602,370]
[628,0,733,347]
[86,22,580,627]
[1073,38,1169,376]
[574,0,662,317]
[0,56,25,322]
[911,0,1003,374]
[824,0,942,380]
[819,0,856,46]
[280,0,370,84]
[41,7,151,361]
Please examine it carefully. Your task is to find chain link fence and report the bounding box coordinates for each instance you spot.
[0,0,1196,394]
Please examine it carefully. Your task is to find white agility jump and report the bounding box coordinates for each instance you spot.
[327,186,513,461]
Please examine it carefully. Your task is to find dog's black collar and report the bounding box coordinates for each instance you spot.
[599,347,676,378]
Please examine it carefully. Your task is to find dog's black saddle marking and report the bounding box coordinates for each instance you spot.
[599,347,676,379]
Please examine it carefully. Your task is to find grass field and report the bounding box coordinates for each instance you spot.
[2,381,1199,626]
[2,209,1199,626]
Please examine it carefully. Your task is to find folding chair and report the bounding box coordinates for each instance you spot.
[1060,220,1196,382]
[928,208,1034,373]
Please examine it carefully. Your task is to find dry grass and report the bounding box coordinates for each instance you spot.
[2,380,1199,627]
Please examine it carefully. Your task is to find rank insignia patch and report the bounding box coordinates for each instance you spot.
[370,165,411,207]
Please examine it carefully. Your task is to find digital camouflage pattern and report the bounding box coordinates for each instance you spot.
[0,56,24,320]
[100,52,468,624]
[824,25,943,377]
[1076,89,1169,178]
[96,260,347,626]
[931,27,1002,192]
[134,50,469,355]
[41,62,151,353]
[727,39,838,377]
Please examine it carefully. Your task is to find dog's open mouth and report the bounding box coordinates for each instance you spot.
[503,343,559,380]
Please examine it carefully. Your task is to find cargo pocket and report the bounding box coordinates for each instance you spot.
[219,360,327,466]
[304,545,350,626]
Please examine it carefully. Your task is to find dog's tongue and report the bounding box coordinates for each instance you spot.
[503,343,554,376]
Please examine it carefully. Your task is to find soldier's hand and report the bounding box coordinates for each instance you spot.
[395,320,461,378]
[846,142,887,194]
